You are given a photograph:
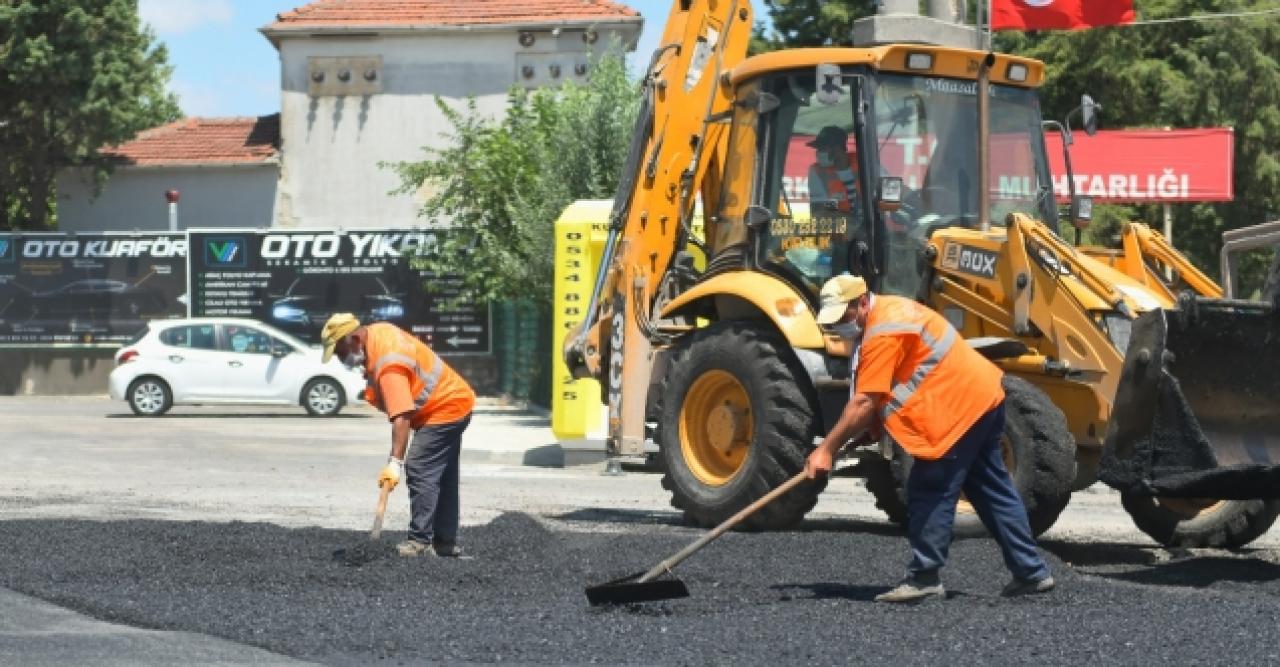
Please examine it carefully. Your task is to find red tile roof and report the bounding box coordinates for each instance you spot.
[102,115,280,167]
[266,0,640,30]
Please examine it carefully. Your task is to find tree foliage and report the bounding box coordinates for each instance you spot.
[387,50,640,310]
[999,0,1279,280]
[0,0,181,230]
[752,0,877,51]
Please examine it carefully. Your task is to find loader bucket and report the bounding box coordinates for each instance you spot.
[1099,299,1280,499]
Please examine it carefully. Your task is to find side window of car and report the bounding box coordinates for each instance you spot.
[223,326,273,354]
[270,336,295,355]
[159,325,218,349]
[158,326,190,348]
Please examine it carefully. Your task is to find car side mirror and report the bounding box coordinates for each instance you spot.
[271,345,291,358]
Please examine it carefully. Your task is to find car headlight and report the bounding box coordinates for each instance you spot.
[371,303,404,320]
[272,304,307,322]
[1102,312,1133,354]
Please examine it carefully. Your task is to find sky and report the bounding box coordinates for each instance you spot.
[138,0,685,118]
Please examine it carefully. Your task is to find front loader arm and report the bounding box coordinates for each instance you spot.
[1119,222,1224,298]
[563,0,755,456]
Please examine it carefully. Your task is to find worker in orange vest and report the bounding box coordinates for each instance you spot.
[804,274,1053,602]
[322,313,476,558]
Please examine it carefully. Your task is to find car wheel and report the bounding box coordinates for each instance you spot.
[303,377,344,417]
[128,377,172,417]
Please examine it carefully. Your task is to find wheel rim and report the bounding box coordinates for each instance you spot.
[679,370,752,487]
[956,434,1016,517]
[132,381,165,414]
[308,382,340,414]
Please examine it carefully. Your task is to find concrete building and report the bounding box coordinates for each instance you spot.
[55,0,642,232]
[56,116,280,232]
[262,0,643,229]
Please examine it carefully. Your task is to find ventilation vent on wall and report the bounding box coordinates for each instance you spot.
[308,56,382,96]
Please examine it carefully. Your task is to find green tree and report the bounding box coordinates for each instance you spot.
[753,0,877,50]
[998,0,1280,278]
[0,0,181,230]
[387,50,641,310]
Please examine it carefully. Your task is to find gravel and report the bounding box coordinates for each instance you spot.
[3,513,1280,665]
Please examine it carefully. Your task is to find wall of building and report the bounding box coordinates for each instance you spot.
[56,165,279,232]
[273,28,635,229]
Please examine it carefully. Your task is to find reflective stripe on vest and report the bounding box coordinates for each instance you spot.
[372,350,444,409]
[818,166,857,212]
[865,321,959,421]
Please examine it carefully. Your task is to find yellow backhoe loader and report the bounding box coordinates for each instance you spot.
[563,0,1280,547]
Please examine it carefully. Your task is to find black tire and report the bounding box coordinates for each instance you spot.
[862,456,909,526]
[656,321,825,530]
[302,377,345,417]
[1121,495,1280,548]
[127,376,172,417]
[863,375,1075,538]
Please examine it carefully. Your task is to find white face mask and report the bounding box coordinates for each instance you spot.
[342,348,366,371]
[828,320,862,341]
[816,151,834,168]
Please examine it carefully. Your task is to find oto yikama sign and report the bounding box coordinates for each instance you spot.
[0,233,188,346]
[188,229,490,353]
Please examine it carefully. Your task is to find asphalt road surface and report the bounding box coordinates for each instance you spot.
[3,397,1280,665]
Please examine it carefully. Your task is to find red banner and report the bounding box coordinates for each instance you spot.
[1044,128,1234,203]
[992,0,1135,32]
[782,128,1234,205]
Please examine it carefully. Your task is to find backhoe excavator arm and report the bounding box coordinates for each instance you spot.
[563,0,755,456]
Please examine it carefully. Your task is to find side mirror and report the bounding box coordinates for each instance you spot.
[877,176,904,213]
[1070,195,1093,229]
[271,345,291,358]
[815,63,845,106]
[1080,94,1100,137]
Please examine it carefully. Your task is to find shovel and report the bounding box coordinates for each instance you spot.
[586,471,811,605]
[333,481,393,566]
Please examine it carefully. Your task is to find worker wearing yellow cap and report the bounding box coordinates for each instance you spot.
[321,313,476,558]
[804,274,1053,602]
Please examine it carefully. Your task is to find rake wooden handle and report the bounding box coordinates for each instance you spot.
[638,471,810,583]
[370,482,392,541]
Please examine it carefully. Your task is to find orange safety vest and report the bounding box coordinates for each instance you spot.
[813,162,860,212]
[360,322,475,427]
[858,295,1004,459]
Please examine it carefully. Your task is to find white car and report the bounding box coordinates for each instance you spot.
[108,317,367,417]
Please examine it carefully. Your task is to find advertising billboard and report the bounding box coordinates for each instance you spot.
[187,229,490,353]
[0,233,188,346]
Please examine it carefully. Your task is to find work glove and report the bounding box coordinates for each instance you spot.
[378,457,404,490]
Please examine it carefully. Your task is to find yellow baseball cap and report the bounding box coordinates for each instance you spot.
[320,313,360,362]
[815,274,868,325]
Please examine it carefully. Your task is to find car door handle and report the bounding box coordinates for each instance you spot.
[169,355,184,363]
[228,361,243,368]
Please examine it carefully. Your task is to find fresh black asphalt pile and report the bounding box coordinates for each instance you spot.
[3,512,1280,664]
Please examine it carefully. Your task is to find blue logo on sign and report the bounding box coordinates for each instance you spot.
[205,237,246,267]
[0,238,12,264]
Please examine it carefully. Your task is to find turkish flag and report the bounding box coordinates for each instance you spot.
[992,0,1135,31]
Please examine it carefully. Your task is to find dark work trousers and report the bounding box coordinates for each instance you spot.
[905,402,1049,582]
[405,413,471,545]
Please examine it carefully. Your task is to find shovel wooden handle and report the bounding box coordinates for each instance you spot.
[370,482,392,541]
[638,471,810,583]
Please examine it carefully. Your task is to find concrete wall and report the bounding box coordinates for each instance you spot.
[273,28,636,229]
[56,165,279,232]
